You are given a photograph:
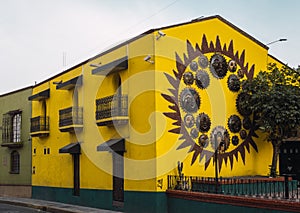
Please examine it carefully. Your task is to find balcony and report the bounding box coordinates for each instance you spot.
[30,116,49,137]
[1,141,23,148]
[1,111,23,148]
[59,107,83,132]
[96,95,128,126]
[1,135,23,148]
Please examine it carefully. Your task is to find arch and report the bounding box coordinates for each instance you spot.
[10,150,20,174]
[113,73,122,96]
[73,87,79,107]
[41,100,47,117]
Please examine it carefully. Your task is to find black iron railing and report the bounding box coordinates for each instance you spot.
[95,95,128,120]
[30,116,49,133]
[59,107,83,127]
[168,175,300,201]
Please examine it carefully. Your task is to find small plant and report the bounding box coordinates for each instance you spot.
[175,161,189,190]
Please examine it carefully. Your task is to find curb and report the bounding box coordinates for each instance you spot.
[0,199,49,212]
[0,197,119,213]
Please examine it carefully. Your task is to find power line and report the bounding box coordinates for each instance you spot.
[71,0,181,66]
[124,0,180,33]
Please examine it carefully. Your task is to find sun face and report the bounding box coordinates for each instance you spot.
[161,34,259,171]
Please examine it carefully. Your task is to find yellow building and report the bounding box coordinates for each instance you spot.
[29,15,285,212]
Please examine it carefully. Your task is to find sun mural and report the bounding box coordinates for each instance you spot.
[161,34,259,172]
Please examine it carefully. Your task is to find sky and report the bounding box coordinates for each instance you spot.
[0,0,299,94]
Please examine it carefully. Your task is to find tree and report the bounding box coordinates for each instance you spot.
[240,63,300,177]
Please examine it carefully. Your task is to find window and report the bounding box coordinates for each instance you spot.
[2,110,22,144]
[12,113,21,142]
[10,151,20,174]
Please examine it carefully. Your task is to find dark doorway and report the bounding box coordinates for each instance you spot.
[279,141,300,180]
[73,153,80,196]
[112,152,124,205]
[59,143,81,196]
[97,139,125,207]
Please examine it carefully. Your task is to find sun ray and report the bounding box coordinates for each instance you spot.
[164,73,179,89]
[161,34,258,172]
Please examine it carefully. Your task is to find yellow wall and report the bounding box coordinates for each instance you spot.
[154,18,274,191]
[32,67,83,187]
[267,54,286,69]
[32,35,158,191]
[31,16,283,194]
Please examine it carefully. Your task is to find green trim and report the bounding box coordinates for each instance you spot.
[97,138,125,152]
[59,143,81,154]
[32,186,167,212]
[124,191,167,213]
[28,89,50,101]
[56,75,82,90]
[32,186,112,210]
[91,56,128,76]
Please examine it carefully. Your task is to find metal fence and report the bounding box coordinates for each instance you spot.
[168,175,300,201]
[59,106,83,127]
[95,95,128,120]
[30,116,49,132]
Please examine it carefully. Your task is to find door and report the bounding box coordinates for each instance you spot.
[279,141,300,180]
[113,152,124,204]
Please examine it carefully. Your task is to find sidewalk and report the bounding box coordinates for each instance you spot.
[0,196,122,213]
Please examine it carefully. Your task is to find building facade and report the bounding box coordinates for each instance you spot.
[28,15,285,212]
[0,86,32,197]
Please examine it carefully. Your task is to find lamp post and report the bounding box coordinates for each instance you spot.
[266,38,287,46]
[266,38,287,67]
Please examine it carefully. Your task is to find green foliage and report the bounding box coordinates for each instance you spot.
[241,64,300,142]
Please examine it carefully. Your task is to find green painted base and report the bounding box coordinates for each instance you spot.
[167,197,295,213]
[125,191,167,213]
[32,186,167,213]
[32,186,112,210]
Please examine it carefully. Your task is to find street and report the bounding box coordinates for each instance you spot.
[0,203,45,212]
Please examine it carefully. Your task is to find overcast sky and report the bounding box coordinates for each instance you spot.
[0,0,299,94]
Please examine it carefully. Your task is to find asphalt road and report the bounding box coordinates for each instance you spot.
[0,203,46,212]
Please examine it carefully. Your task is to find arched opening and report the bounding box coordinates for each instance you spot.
[73,88,79,108]
[41,100,47,131]
[10,151,20,174]
[113,74,122,96]
[41,100,47,118]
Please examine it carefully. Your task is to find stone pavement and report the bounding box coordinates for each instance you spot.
[0,196,123,213]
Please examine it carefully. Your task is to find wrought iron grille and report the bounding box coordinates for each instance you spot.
[168,175,300,201]
[30,116,49,132]
[59,107,83,127]
[2,112,22,143]
[96,95,128,120]
[10,151,20,174]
